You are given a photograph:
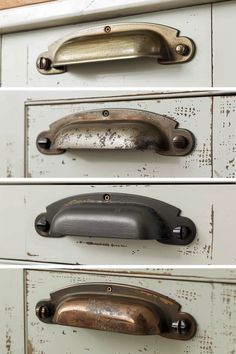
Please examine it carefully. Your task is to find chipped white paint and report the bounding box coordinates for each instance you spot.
[0,269,24,354]
[213,96,236,178]
[213,0,236,86]
[0,0,230,34]
[1,6,212,87]
[0,183,235,265]
[26,269,236,354]
[26,96,212,178]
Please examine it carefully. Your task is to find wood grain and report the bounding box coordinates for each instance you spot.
[0,0,54,10]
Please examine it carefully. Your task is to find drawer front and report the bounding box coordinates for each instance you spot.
[0,183,235,265]
[0,269,24,354]
[1,5,211,87]
[26,269,236,354]
[213,0,236,86]
[26,95,212,178]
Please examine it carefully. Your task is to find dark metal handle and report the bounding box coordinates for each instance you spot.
[36,22,195,75]
[36,283,197,340]
[35,193,196,245]
[36,108,195,156]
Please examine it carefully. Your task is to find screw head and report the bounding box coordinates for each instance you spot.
[104,26,111,33]
[37,137,51,150]
[172,320,189,334]
[102,110,109,117]
[173,226,189,240]
[175,44,189,56]
[37,305,50,319]
[173,135,188,149]
[104,194,111,201]
[36,217,50,233]
[37,57,52,71]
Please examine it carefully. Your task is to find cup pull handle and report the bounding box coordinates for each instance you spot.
[35,192,196,245]
[36,282,197,340]
[36,108,195,156]
[36,22,195,75]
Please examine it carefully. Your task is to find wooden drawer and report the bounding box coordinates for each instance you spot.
[23,92,236,178]
[0,0,235,87]
[1,5,212,87]
[0,182,235,265]
[25,269,236,354]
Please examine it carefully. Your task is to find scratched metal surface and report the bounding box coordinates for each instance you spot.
[0,183,235,265]
[26,269,236,354]
[26,97,212,178]
[1,5,211,87]
[0,269,24,354]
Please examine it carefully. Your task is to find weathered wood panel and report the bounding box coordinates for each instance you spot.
[26,96,212,178]
[26,269,236,354]
[213,96,236,178]
[0,269,24,354]
[0,0,53,10]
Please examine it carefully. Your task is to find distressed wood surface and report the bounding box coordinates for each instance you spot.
[0,183,235,265]
[1,5,211,87]
[26,269,236,354]
[213,96,236,178]
[0,269,24,354]
[1,91,236,178]
[0,0,53,10]
[26,97,212,178]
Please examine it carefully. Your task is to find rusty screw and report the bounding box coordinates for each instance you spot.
[37,57,52,71]
[173,226,189,240]
[107,286,113,292]
[103,110,109,117]
[104,194,111,201]
[172,320,188,334]
[37,305,50,319]
[173,135,188,149]
[175,44,189,56]
[104,26,111,33]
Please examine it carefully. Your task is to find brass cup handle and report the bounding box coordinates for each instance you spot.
[35,192,196,245]
[36,283,197,340]
[36,108,195,156]
[36,22,196,75]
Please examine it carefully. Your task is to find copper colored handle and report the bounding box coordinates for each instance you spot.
[36,283,197,340]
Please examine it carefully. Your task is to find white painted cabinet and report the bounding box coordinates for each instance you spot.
[1,268,235,354]
[1,90,236,178]
[1,5,211,87]
[0,0,235,87]
[25,269,236,354]
[0,182,235,265]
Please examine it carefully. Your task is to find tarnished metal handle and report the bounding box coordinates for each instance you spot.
[36,283,197,340]
[36,22,195,75]
[36,108,195,156]
[35,192,196,245]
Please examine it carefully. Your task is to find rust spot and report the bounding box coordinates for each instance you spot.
[27,339,34,354]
